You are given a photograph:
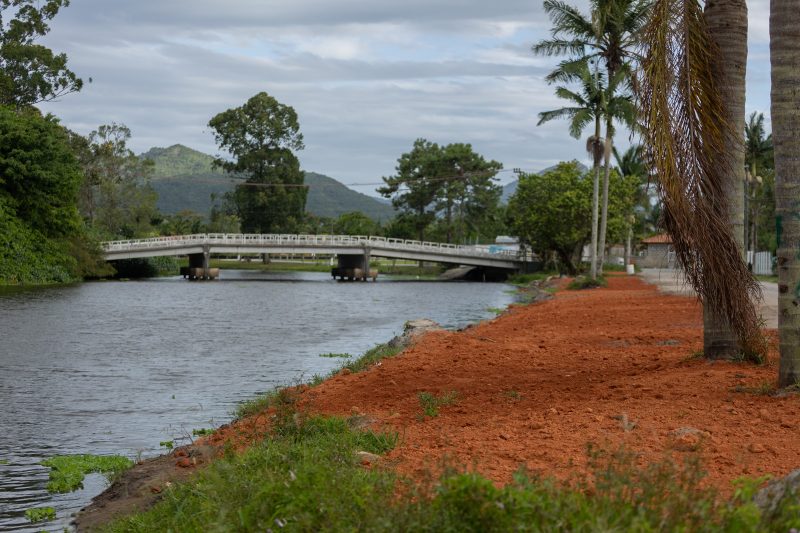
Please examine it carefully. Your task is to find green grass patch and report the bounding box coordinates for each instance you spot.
[486,307,504,315]
[0,459,8,465]
[338,343,403,374]
[319,352,352,358]
[192,428,214,437]
[567,275,607,290]
[756,274,778,283]
[25,506,56,523]
[507,271,556,286]
[41,454,133,493]
[104,417,800,532]
[418,391,459,418]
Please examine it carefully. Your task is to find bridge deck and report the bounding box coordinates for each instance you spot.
[102,234,523,270]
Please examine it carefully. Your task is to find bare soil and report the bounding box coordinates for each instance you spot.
[76,274,800,530]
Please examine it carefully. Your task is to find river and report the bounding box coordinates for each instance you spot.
[0,269,513,532]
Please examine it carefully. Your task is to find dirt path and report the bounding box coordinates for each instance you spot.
[306,274,798,489]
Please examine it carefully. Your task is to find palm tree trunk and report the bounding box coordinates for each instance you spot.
[589,117,601,280]
[702,0,748,360]
[598,118,613,274]
[771,0,800,387]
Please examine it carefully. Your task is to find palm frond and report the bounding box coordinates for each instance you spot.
[634,0,763,353]
[543,0,596,39]
[537,106,583,126]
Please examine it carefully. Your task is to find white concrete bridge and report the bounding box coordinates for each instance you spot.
[101,234,524,276]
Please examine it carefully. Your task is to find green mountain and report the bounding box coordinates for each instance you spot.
[141,145,395,222]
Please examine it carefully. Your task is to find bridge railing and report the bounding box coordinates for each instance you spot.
[102,234,522,260]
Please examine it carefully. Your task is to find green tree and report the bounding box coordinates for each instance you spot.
[0,106,87,283]
[209,92,307,234]
[744,111,774,254]
[0,106,81,236]
[508,161,636,275]
[0,0,84,108]
[537,61,607,278]
[378,139,443,242]
[534,0,650,273]
[72,123,158,239]
[507,162,591,274]
[334,211,381,236]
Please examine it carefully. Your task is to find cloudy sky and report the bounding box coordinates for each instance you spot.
[39,0,771,196]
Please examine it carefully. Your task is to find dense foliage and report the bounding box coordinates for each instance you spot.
[379,139,503,243]
[0,0,83,107]
[209,92,307,233]
[0,107,86,283]
[507,161,637,274]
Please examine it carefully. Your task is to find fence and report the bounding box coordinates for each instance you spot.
[747,251,773,276]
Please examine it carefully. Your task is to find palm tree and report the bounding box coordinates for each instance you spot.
[614,144,650,265]
[537,62,607,279]
[744,111,773,254]
[770,0,800,386]
[534,0,651,274]
[636,0,763,360]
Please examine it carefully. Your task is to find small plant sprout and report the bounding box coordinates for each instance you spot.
[418,391,459,418]
[25,507,56,523]
[160,440,174,450]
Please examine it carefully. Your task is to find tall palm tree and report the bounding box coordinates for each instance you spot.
[770,0,800,386]
[636,0,763,360]
[534,0,651,274]
[537,62,606,279]
[614,144,650,265]
[744,111,773,254]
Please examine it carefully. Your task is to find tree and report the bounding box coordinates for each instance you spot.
[0,0,84,108]
[334,211,381,236]
[507,161,637,275]
[537,61,607,278]
[0,106,86,283]
[379,139,443,242]
[209,92,307,234]
[744,111,774,254]
[72,123,158,239]
[614,144,654,264]
[0,106,81,237]
[770,0,800,386]
[636,0,763,360]
[534,0,650,273]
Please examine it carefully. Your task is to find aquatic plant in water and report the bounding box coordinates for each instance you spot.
[41,454,133,493]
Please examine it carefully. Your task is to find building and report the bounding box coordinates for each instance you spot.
[639,233,674,268]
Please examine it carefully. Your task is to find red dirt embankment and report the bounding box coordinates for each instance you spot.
[215,275,800,491]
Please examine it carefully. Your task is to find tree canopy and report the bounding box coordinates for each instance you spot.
[507,161,637,274]
[209,92,307,233]
[0,0,84,108]
[378,139,502,243]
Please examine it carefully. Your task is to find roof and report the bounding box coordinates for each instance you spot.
[641,233,673,244]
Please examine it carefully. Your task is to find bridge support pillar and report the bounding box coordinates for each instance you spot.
[184,247,217,280]
[331,252,377,281]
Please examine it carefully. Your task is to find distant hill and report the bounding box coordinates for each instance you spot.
[141,145,395,222]
[500,162,589,203]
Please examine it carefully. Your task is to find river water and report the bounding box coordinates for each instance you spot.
[0,270,513,531]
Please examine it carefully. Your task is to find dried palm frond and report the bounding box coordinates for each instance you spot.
[634,0,764,356]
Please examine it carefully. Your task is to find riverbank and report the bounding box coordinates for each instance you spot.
[75,274,800,530]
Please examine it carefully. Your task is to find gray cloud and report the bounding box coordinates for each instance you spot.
[37,0,771,196]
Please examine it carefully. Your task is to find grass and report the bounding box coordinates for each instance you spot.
[41,454,133,493]
[104,410,800,532]
[336,343,404,375]
[319,352,352,358]
[486,307,504,315]
[25,506,56,523]
[507,271,557,286]
[418,391,459,418]
[756,274,778,283]
[567,275,607,290]
[732,380,777,396]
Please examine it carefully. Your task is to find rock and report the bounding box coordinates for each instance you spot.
[387,319,444,349]
[748,443,767,454]
[174,449,188,458]
[754,469,800,516]
[175,457,193,468]
[669,427,710,452]
[355,451,381,466]
[339,368,352,376]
